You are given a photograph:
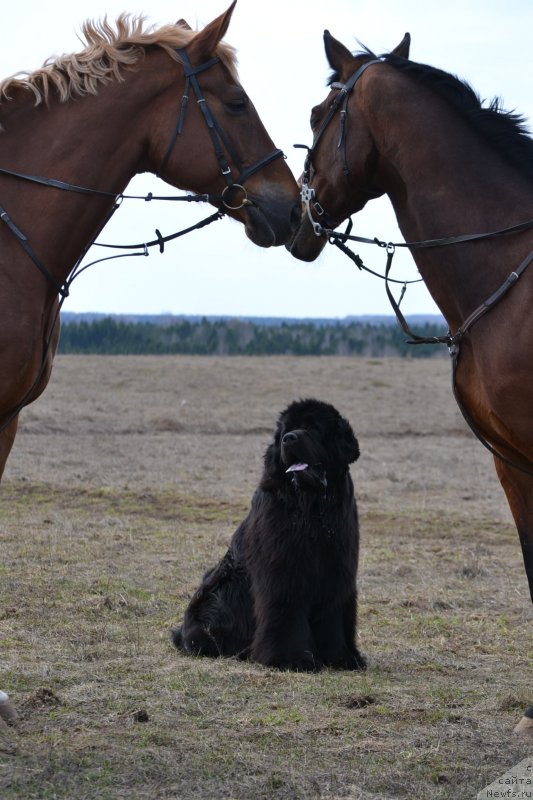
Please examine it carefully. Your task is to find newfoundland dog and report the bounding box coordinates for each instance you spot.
[172,398,365,671]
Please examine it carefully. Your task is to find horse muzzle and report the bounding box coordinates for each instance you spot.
[241,190,301,248]
[286,210,328,261]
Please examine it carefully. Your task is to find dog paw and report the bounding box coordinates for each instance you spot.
[343,650,367,671]
[326,650,367,671]
[259,650,324,672]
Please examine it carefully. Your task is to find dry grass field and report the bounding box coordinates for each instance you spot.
[0,354,532,799]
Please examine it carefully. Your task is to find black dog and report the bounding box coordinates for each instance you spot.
[173,398,365,671]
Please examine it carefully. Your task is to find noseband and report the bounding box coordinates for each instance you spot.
[159,48,285,210]
[295,58,382,234]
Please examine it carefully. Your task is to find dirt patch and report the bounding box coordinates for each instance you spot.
[0,355,531,799]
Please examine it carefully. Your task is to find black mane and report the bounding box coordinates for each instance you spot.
[330,47,533,182]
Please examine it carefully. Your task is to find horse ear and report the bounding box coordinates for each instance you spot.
[176,19,192,30]
[188,0,237,59]
[323,30,354,74]
[391,32,411,59]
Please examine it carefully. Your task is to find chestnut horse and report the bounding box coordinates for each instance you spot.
[0,2,299,481]
[289,31,533,732]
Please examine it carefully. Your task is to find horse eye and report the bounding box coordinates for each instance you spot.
[223,96,248,116]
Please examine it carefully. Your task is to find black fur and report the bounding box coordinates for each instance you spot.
[172,398,366,671]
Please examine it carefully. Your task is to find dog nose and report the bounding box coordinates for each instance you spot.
[282,432,298,444]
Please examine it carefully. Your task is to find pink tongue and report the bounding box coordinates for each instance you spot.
[286,463,308,473]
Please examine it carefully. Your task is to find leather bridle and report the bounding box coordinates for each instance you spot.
[294,55,533,475]
[0,47,286,297]
[0,48,286,433]
[295,58,382,236]
[158,48,285,210]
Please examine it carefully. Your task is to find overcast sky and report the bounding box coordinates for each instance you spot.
[1,1,532,318]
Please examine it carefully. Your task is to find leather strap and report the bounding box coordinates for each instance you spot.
[0,205,69,297]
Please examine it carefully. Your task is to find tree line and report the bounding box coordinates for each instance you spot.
[57,316,449,358]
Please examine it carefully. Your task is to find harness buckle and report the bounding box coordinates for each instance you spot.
[448,338,460,359]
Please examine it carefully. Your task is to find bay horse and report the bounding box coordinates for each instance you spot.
[289,31,533,733]
[0,2,299,482]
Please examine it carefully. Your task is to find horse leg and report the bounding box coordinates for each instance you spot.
[0,415,19,482]
[0,418,20,723]
[495,459,533,602]
[493,458,533,734]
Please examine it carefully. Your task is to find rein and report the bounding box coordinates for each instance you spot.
[0,47,285,434]
[0,47,285,299]
[318,216,533,344]
[0,173,224,299]
[329,220,533,475]
[296,56,533,474]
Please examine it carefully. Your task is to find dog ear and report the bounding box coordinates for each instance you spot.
[263,441,281,478]
[336,418,360,464]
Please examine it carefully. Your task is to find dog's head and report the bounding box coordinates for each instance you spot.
[263,398,359,491]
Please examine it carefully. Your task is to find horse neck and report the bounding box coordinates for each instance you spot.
[363,69,533,327]
[0,58,167,292]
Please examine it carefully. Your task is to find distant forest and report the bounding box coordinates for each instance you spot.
[58,316,449,358]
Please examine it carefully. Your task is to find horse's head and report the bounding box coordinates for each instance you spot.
[288,30,410,261]
[148,2,300,247]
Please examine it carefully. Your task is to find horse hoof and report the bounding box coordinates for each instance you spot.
[514,706,533,735]
[0,691,18,725]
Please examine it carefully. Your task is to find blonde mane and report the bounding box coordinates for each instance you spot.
[0,14,238,106]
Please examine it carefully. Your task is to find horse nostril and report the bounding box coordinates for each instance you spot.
[282,431,298,444]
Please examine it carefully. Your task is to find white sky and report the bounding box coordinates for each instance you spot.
[1,0,532,318]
